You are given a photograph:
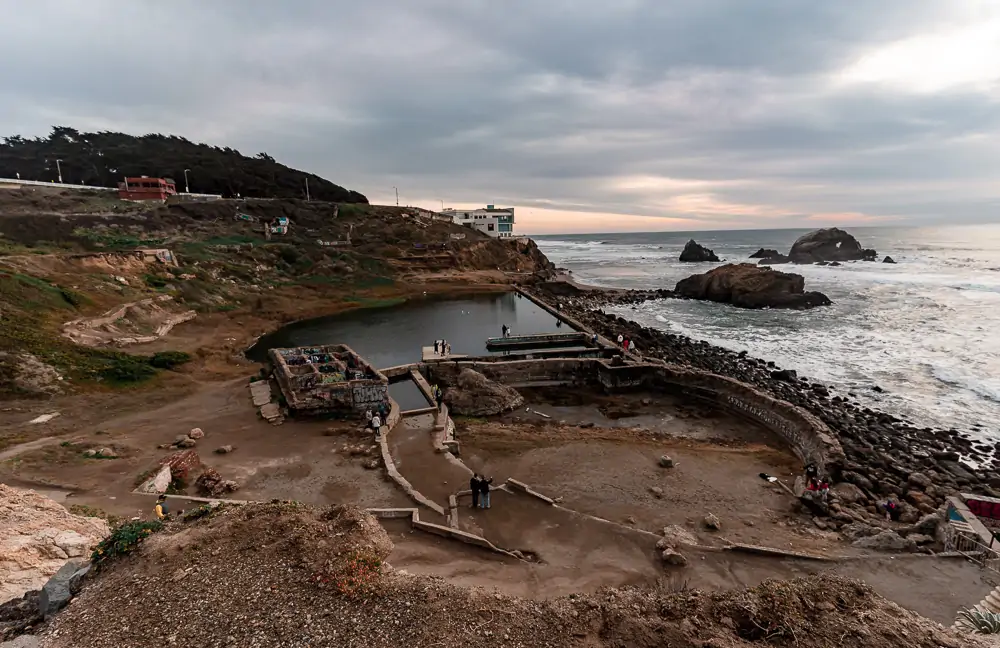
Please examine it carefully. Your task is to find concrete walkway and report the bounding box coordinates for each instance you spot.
[387,413,470,518]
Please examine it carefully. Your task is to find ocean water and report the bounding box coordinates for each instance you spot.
[535,225,1000,436]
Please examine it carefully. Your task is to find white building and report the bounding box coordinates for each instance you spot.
[441,205,515,238]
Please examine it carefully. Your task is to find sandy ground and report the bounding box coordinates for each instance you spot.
[0,378,408,518]
[385,524,996,625]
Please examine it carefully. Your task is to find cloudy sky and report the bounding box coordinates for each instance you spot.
[2,1,999,233]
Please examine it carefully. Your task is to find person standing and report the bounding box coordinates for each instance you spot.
[434,340,439,354]
[371,412,383,442]
[435,385,444,411]
[617,334,624,347]
[470,473,481,508]
[479,476,494,509]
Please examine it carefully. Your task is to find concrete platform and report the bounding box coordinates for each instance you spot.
[421,346,468,362]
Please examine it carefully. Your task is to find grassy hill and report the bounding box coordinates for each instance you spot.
[0,188,553,396]
[0,127,367,203]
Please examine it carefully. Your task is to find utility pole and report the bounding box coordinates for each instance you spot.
[305,177,310,201]
[439,199,444,211]
[56,159,63,183]
[183,168,191,193]
[394,186,398,206]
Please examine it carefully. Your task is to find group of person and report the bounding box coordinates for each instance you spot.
[432,339,451,356]
[469,473,494,509]
[615,333,638,355]
[500,324,512,338]
[366,402,390,441]
[803,462,831,501]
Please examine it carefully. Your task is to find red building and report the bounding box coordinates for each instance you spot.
[118,176,177,201]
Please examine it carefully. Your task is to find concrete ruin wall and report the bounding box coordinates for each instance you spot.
[270,344,389,416]
[425,356,845,475]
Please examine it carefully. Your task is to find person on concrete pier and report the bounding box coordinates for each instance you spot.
[479,476,494,509]
[434,340,439,354]
[470,473,481,508]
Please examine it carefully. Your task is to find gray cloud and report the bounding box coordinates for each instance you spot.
[0,0,997,231]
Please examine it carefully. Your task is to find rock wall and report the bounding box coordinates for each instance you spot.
[428,356,844,476]
[0,485,109,605]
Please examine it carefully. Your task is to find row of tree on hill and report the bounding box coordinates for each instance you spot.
[0,126,368,203]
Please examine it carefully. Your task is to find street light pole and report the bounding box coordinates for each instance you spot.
[183,168,191,193]
[56,159,63,183]
[394,186,398,206]
[305,177,310,201]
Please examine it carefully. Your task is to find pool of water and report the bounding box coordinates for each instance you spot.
[247,292,569,369]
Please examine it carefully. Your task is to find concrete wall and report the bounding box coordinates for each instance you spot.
[427,355,845,476]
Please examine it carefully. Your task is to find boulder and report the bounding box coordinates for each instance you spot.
[188,428,205,440]
[158,449,202,482]
[678,240,720,263]
[38,560,82,619]
[831,482,866,506]
[703,513,721,531]
[659,455,674,468]
[852,530,916,552]
[214,445,235,454]
[749,248,780,259]
[674,264,832,310]
[0,590,41,641]
[177,437,197,449]
[660,525,699,547]
[883,256,896,264]
[770,369,798,382]
[67,563,91,596]
[660,549,688,566]
[444,369,524,417]
[649,486,664,498]
[195,468,239,498]
[840,522,882,542]
[787,228,877,263]
[907,472,932,490]
[138,464,172,494]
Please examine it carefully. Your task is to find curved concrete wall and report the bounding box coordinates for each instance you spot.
[426,357,845,476]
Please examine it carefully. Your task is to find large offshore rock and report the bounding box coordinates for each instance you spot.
[674,263,832,310]
[678,239,720,262]
[788,228,877,263]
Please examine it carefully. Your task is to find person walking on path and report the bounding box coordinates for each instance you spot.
[470,474,482,508]
[371,412,383,442]
[435,385,444,411]
[478,476,494,509]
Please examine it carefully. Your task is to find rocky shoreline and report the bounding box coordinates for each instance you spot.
[530,282,996,526]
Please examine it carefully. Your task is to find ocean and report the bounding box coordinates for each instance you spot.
[534,225,1000,437]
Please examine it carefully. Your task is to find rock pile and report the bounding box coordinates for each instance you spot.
[444,368,524,416]
[0,485,108,606]
[674,264,832,310]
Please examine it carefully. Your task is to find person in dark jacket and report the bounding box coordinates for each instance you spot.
[470,473,481,509]
[479,476,494,509]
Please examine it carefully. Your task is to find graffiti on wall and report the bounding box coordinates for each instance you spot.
[352,383,387,409]
[725,395,792,436]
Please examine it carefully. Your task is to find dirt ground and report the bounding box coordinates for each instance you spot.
[384,523,996,625]
[457,389,841,553]
[0,378,409,519]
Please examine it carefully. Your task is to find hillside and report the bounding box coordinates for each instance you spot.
[0,188,553,397]
[37,502,980,648]
[0,127,367,202]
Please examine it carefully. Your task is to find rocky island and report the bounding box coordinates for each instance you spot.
[756,227,878,264]
[674,263,832,309]
[678,239,720,262]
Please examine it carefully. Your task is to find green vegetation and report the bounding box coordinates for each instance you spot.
[958,608,1000,634]
[91,520,163,569]
[149,351,192,369]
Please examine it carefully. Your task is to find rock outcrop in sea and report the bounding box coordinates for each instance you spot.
[678,239,720,262]
[674,263,832,310]
[749,248,780,259]
[788,228,877,263]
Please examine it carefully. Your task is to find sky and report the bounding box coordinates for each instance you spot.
[1,1,999,234]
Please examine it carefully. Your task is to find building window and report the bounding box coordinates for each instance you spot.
[487,223,495,231]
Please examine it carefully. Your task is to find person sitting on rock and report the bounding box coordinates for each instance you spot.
[153,494,169,521]
[479,476,494,509]
[819,479,830,501]
[883,499,900,522]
